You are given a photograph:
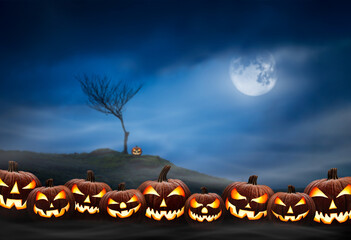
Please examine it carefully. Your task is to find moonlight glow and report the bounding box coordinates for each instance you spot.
[229,53,277,96]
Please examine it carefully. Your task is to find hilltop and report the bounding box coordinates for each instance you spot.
[0,148,231,194]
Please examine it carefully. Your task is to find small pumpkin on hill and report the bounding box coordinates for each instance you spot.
[65,170,112,217]
[185,187,225,224]
[99,182,146,221]
[304,168,351,225]
[0,161,41,218]
[267,185,315,224]
[222,175,274,221]
[131,146,142,156]
[138,165,191,222]
[27,179,75,220]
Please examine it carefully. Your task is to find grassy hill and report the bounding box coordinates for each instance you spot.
[0,148,232,194]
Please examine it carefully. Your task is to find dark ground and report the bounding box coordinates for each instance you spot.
[0,218,349,240]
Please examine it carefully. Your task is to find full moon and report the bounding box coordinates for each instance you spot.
[229,53,277,96]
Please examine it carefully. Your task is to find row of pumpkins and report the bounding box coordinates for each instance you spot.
[0,161,350,225]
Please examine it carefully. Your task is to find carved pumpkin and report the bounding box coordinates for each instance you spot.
[0,161,41,218]
[185,187,225,224]
[65,170,112,217]
[27,179,75,219]
[99,182,146,221]
[138,165,191,221]
[267,185,315,224]
[222,175,274,221]
[304,168,351,224]
[131,146,142,156]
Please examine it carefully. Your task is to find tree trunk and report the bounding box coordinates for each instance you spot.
[120,117,129,154]
[123,131,129,154]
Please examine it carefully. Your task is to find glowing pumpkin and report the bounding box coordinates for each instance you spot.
[185,187,225,224]
[65,170,112,217]
[131,146,142,156]
[27,179,75,219]
[0,161,41,218]
[267,185,315,224]
[304,168,351,224]
[222,175,274,221]
[99,182,146,221]
[137,165,191,222]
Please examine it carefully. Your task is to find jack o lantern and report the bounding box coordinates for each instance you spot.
[222,175,274,221]
[131,146,142,156]
[267,185,315,224]
[138,165,191,222]
[65,170,112,217]
[27,179,75,219]
[304,168,351,224]
[99,182,146,221]
[185,187,225,224]
[0,161,41,218]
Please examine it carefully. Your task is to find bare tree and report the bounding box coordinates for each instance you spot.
[78,74,142,154]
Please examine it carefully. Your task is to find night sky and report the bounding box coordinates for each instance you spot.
[1,0,351,188]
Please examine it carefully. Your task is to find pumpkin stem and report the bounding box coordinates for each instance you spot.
[158,165,171,182]
[327,168,338,180]
[46,179,54,187]
[287,185,296,193]
[118,182,126,191]
[86,170,95,182]
[248,175,258,185]
[201,187,208,194]
[8,161,18,172]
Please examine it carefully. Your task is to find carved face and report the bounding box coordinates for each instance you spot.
[185,188,224,223]
[27,179,75,219]
[222,175,274,221]
[267,186,315,224]
[65,170,112,215]
[304,168,351,224]
[0,161,41,212]
[137,165,191,221]
[100,184,146,221]
[131,146,142,156]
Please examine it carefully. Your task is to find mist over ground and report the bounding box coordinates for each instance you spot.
[1,218,349,240]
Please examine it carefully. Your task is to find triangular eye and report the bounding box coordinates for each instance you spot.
[127,195,138,203]
[143,186,160,196]
[337,184,351,198]
[167,186,185,197]
[190,198,203,208]
[251,193,268,203]
[0,178,9,187]
[274,197,286,206]
[71,184,84,195]
[231,189,246,200]
[54,190,66,200]
[295,197,306,206]
[309,187,328,198]
[108,198,119,205]
[92,188,106,198]
[36,192,48,201]
[23,180,36,189]
[207,199,220,208]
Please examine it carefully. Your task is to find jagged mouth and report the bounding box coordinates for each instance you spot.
[33,203,70,218]
[188,209,222,222]
[271,210,309,222]
[75,202,99,214]
[107,203,141,218]
[314,210,351,224]
[0,194,27,210]
[145,207,184,221]
[226,198,267,220]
